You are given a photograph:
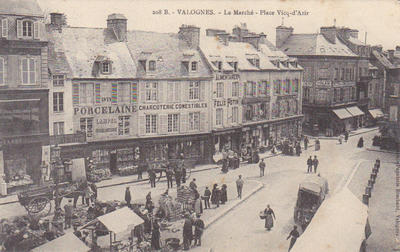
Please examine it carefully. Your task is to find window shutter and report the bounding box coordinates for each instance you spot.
[34,58,39,84]
[111,83,117,104]
[167,82,174,102]
[158,82,164,102]
[40,23,45,39]
[200,112,207,132]
[139,115,146,136]
[183,82,189,101]
[3,58,7,84]
[239,81,243,97]
[159,114,168,134]
[72,83,80,105]
[95,83,101,104]
[2,19,8,38]
[175,82,181,102]
[200,81,205,101]
[17,20,22,38]
[131,82,138,103]
[19,58,23,84]
[238,106,243,124]
[33,22,39,39]
[140,82,146,103]
[180,113,188,133]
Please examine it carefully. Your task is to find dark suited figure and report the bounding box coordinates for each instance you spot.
[203,187,211,209]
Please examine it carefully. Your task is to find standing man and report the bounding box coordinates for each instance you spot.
[149,169,156,188]
[64,200,73,229]
[304,136,309,150]
[203,187,211,209]
[193,214,205,247]
[166,168,174,189]
[313,156,319,173]
[125,187,132,208]
[286,225,300,251]
[183,214,193,250]
[189,178,197,191]
[174,166,182,188]
[259,159,266,177]
[344,131,349,143]
[236,175,244,199]
[307,156,313,173]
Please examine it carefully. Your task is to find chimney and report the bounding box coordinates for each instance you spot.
[232,23,249,41]
[388,50,395,62]
[243,35,261,50]
[107,13,127,42]
[275,26,293,48]
[206,29,226,37]
[217,32,229,46]
[178,25,200,49]
[50,13,65,29]
[320,26,337,44]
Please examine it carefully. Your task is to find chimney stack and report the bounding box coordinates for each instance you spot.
[178,25,200,49]
[275,25,293,48]
[243,35,261,50]
[107,13,127,42]
[50,13,65,29]
[320,26,337,44]
[216,32,229,46]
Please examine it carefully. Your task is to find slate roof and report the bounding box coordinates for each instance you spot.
[279,33,357,57]
[0,0,43,17]
[371,50,396,69]
[48,27,136,79]
[126,31,211,79]
[200,35,277,71]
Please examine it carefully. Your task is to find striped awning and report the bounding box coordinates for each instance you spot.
[333,108,353,119]
[346,106,365,117]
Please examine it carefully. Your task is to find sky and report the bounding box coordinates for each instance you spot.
[36,0,400,50]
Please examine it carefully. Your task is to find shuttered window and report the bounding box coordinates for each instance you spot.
[189,112,200,131]
[232,82,239,97]
[145,82,158,101]
[167,114,179,133]
[53,92,64,112]
[145,114,157,134]
[216,82,224,98]
[216,108,223,126]
[80,83,94,105]
[189,81,200,100]
[1,19,8,38]
[0,58,4,85]
[22,20,33,37]
[118,82,131,103]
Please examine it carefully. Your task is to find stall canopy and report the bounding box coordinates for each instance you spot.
[290,188,369,252]
[97,207,144,234]
[346,106,365,117]
[32,233,90,252]
[333,108,353,119]
[369,108,384,119]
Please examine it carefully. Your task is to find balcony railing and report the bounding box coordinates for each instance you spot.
[49,132,87,145]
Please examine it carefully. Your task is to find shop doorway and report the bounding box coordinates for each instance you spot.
[109,153,117,174]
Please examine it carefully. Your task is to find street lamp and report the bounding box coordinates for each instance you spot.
[51,144,64,209]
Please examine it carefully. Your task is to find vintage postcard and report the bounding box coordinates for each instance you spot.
[0,0,399,251]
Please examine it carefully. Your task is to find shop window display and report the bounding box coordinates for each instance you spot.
[5,158,33,188]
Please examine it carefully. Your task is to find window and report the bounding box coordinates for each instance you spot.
[80,118,93,137]
[232,107,238,123]
[0,58,4,85]
[334,89,338,102]
[22,20,33,37]
[118,82,131,103]
[80,83,94,105]
[233,62,238,72]
[168,114,179,133]
[246,82,253,96]
[340,88,344,101]
[274,80,281,95]
[351,87,356,100]
[191,61,198,72]
[252,82,257,96]
[189,112,200,131]
[189,81,200,100]
[145,82,158,101]
[53,75,65,86]
[145,114,157,134]
[53,122,64,136]
[216,108,223,126]
[341,68,345,81]
[216,82,224,98]
[21,58,35,84]
[102,62,110,74]
[217,61,222,72]
[148,61,156,71]
[118,116,130,135]
[232,82,239,97]
[258,81,265,96]
[2,19,8,38]
[53,92,64,112]
[167,82,180,102]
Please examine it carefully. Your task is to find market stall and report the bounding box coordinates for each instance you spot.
[290,188,371,252]
[31,233,90,252]
[80,207,144,251]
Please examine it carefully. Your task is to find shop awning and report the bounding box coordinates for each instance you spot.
[97,207,144,234]
[346,106,365,117]
[290,188,369,252]
[332,108,353,119]
[32,233,90,252]
[369,108,384,119]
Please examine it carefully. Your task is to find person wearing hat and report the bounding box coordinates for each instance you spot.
[183,214,193,250]
[193,214,205,247]
[286,225,300,251]
[64,200,73,229]
[125,187,132,208]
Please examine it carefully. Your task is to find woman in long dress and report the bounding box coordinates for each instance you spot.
[151,218,161,250]
[211,184,219,208]
[264,205,276,231]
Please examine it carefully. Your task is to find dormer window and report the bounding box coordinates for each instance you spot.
[148,60,156,71]
[248,58,260,68]
[233,62,238,72]
[191,61,198,72]
[22,20,33,37]
[217,61,222,72]
[102,62,111,74]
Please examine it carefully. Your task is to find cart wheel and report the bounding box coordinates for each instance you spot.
[27,196,52,216]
